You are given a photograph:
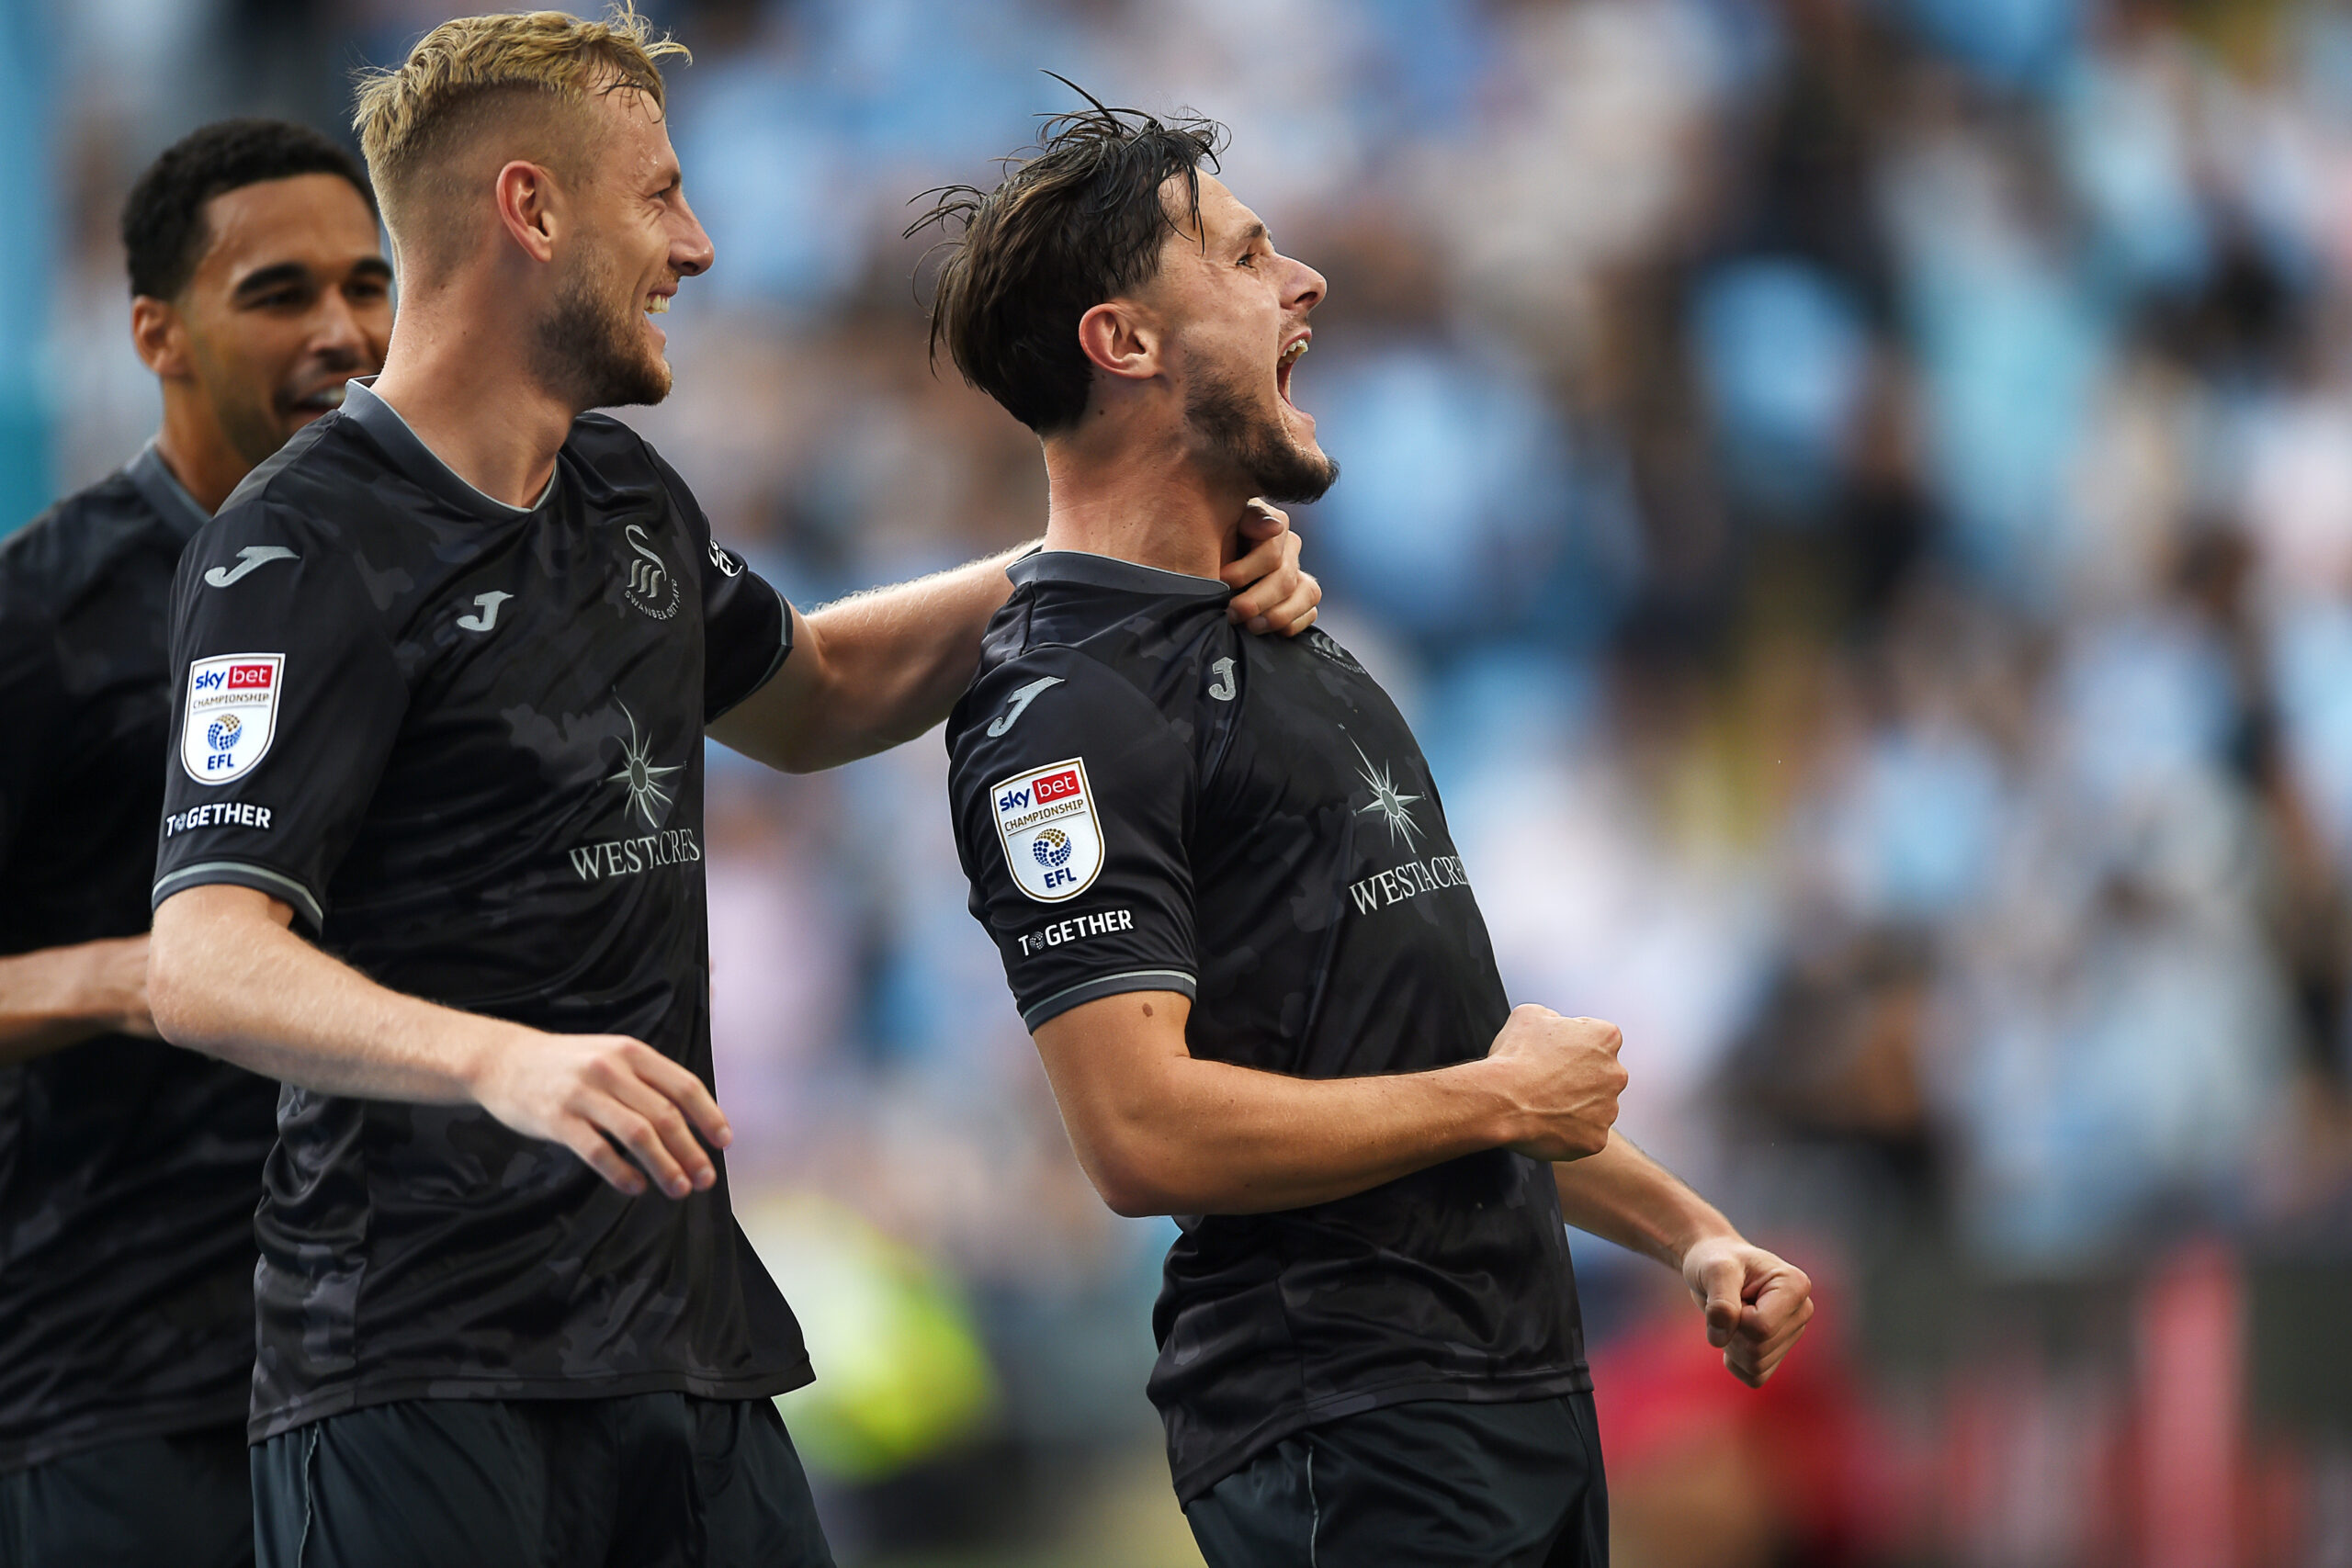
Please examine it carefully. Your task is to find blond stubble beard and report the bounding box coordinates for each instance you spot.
[532,247,672,411]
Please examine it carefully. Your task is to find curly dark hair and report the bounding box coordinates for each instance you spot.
[121,118,376,300]
[909,86,1227,434]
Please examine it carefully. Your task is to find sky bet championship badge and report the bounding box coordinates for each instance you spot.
[181,652,283,785]
[990,756,1104,902]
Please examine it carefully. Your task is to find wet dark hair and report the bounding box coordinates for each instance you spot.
[910,86,1227,434]
[121,118,376,299]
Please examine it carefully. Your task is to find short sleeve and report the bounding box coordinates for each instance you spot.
[641,440,791,721]
[151,509,408,935]
[948,653,1197,1031]
[701,545,791,722]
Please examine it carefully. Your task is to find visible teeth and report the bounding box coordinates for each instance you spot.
[1280,339,1307,365]
[647,296,671,314]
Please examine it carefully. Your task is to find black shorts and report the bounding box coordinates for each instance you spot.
[1184,1393,1609,1568]
[0,1421,253,1568]
[252,1393,833,1568]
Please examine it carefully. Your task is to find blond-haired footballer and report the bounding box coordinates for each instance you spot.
[144,11,1316,1564]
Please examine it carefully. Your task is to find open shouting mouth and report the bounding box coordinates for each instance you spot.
[1277,331,1310,412]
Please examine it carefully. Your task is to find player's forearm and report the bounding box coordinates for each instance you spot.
[1551,1133,1739,1269]
[748,547,1027,773]
[818,548,1023,746]
[1078,1051,1524,1216]
[150,886,512,1102]
[0,937,153,1064]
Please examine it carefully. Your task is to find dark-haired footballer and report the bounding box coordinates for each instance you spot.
[0,118,389,1565]
[924,105,1818,1567]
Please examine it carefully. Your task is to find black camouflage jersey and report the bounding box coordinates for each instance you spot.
[0,446,281,1472]
[946,551,1589,1503]
[150,379,809,1440]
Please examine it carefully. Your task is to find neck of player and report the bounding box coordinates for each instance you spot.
[366,291,577,511]
[1038,418,1257,582]
[153,389,259,515]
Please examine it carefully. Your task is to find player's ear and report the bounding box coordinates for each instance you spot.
[1077,300,1159,384]
[493,160,562,265]
[130,295,193,381]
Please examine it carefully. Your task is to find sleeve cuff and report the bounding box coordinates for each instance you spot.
[1020,969,1196,1031]
[153,860,326,935]
[707,581,794,723]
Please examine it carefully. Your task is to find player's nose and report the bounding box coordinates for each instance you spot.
[1282,252,1326,315]
[309,289,370,367]
[672,192,715,279]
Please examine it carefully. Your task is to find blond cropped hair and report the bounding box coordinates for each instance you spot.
[352,6,686,274]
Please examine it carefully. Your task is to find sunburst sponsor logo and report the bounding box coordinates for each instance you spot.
[607,699,682,828]
[566,697,700,882]
[1351,740,1425,852]
[1343,741,1472,914]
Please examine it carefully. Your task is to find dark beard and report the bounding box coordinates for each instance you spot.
[1185,367,1339,505]
[533,261,671,410]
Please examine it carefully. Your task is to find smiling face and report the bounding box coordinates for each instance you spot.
[172,173,391,466]
[528,85,712,411]
[1139,173,1336,503]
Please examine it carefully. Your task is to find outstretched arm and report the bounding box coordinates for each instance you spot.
[711,506,1319,773]
[0,937,157,1065]
[1552,1135,1815,1386]
[710,544,1031,774]
[1030,995,1627,1216]
[150,884,731,1199]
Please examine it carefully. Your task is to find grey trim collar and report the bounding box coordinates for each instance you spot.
[126,441,213,541]
[1010,549,1231,601]
[341,378,558,520]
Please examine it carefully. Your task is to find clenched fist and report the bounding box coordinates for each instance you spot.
[1482,1004,1627,1161]
[1681,1235,1815,1387]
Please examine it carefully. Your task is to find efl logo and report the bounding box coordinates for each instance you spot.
[181,651,284,787]
[1034,769,1082,806]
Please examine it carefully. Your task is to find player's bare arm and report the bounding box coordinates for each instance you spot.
[1550,1136,1815,1386]
[149,885,729,1199]
[1032,996,1625,1215]
[710,505,1317,774]
[0,938,157,1065]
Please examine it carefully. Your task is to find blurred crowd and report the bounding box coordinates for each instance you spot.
[24,0,2352,1562]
